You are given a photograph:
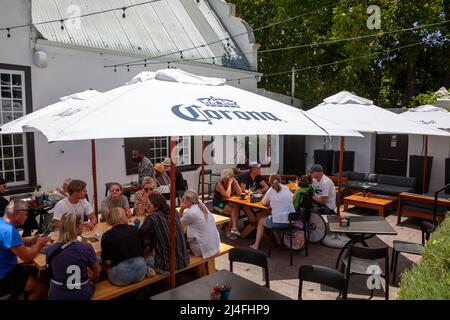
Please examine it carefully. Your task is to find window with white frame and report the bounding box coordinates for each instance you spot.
[149,136,192,165]
[0,70,28,186]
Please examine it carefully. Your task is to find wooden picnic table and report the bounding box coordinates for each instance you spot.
[28,213,229,271]
[225,196,270,238]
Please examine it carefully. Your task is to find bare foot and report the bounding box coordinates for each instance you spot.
[249,244,258,250]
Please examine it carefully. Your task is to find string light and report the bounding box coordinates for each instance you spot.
[114,66,117,72]
[127,65,130,72]
[122,8,126,18]
[6,28,10,38]
[144,60,147,67]
[60,20,64,30]
[180,51,183,60]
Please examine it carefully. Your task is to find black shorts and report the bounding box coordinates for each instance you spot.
[0,265,29,298]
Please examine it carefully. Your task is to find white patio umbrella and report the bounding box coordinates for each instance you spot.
[1,69,362,286]
[401,105,450,130]
[308,92,450,195]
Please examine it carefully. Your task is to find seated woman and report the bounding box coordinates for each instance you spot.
[133,177,157,216]
[179,190,220,258]
[101,208,147,286]
[101,182,131,222]
[153,163,171,194]
[250,174,295,250]
[212,169,242,240]
[140,192,189,273]
[46,212,101,300]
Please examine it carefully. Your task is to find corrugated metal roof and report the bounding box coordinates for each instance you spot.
[32,0,251,70]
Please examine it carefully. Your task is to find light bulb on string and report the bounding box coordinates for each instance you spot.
[127,65,130,72]
[6,28,11,38]
[212,57,215,65]
[60,20,64,30]
[114,66,117,72]
[180,51,183,60]
[122,8,126,18]
[144,60,147,67]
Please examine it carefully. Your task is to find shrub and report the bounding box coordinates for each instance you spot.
[398,216,450,300]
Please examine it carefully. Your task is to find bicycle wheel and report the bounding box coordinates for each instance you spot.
[307,212,327,244]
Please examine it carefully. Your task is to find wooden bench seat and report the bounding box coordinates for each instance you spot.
[92,242,233,300]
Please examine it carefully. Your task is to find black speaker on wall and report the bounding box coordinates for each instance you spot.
[334,151,355,173]
[313,150,334,175]
[409,155,433,194]
[445,158,450,194]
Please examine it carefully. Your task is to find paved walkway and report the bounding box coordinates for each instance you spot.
[214,211,423,300]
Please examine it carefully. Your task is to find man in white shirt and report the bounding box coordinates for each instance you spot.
[310,164,336,215]
[52,179,97,230]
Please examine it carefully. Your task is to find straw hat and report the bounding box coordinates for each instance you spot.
[154,163,165,174]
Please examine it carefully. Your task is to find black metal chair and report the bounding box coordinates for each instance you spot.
[298,265,347,300]
[344,245,390,300]
[267,210,309,266]
[197,169,220,199]
[229,247,270,288]
[391,220,436,285]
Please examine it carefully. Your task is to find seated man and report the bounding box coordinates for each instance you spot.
[0,200,48,300]
[310,164,336,215]
[234,157,271,175]
[52,179,98,230]
[236,162,269,194]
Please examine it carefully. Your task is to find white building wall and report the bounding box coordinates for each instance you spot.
[305,134,374,174]
[1,0,275,204]
[407,135,450,192]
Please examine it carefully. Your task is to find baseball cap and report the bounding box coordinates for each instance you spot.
[249,161,261,168]
[162,158,171,166]
[309,164,323,173]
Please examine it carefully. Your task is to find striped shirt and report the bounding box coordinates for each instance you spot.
[140,211,189,272]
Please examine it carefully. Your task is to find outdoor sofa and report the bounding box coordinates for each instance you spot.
[397,192,450,224]
[334,171,417,196]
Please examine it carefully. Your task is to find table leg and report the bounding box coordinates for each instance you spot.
[378,207,384,217]
[343,201,349,212]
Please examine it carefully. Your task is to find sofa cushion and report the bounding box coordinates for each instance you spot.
[368,184,416,196]
[377,174,416,188]
[348,172,370,182]
[347,181,375,191]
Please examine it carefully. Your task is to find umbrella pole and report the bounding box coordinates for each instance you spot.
[170,137,177,288]
[337,137,344,216]
[91,139,98,214]
[201,136,205,202]
[422,135,428,194]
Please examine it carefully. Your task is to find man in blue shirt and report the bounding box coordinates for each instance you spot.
[0,200,48,299]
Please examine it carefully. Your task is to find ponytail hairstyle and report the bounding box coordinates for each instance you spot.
[269,173,282,193]
[183,190,209,221]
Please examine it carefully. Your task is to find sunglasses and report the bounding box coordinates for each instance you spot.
[144,188,153,192]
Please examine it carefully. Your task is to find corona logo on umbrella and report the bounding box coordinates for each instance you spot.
[171,96,284,125]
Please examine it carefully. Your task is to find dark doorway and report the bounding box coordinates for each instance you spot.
[375,134,408,176]
[283,135,305,175]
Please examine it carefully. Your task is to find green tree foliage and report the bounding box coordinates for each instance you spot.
[229,0,450,109]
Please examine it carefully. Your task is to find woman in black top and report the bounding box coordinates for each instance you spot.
[101,208,147,286]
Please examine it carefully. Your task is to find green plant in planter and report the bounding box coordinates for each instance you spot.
[398,217,450,300]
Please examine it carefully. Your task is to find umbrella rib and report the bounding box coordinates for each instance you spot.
[301,111,332,139]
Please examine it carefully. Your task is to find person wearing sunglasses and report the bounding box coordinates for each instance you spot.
[133,177,157,216]
[101,183,131,223]
[0,178,8,218]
